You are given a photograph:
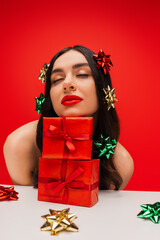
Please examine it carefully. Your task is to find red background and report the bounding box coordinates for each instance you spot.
[0,0,160,190]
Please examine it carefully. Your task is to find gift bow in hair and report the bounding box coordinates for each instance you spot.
[93,49,113,75]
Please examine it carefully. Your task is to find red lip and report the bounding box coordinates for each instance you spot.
[61,95,83,105]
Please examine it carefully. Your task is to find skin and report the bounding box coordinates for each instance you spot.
[3,50,134,189]
[50,50,99,117]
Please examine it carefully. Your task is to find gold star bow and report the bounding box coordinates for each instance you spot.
[38,63,50,83]
[103,85,118,110]
[41,208,79,235]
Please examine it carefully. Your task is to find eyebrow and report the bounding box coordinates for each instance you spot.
[51,63,89,74]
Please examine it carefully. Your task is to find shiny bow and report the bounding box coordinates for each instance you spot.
[103,85,118,110]
[0,185,19,200]
[41,208,79,235]
[35,93,45,114]
[137,202,160,223]
[47,123,77,156]
[44,166,84,203]
[93,49,113,75]
[38,63,50,83]
[93,135,117,159]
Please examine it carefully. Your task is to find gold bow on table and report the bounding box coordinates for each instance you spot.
[41,208,79,235]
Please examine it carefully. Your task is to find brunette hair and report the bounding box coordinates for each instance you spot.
[33,45,122,189]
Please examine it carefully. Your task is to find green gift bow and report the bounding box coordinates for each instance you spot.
[93,135,117,159]
[137,202,160,223]
[35,93,45,114]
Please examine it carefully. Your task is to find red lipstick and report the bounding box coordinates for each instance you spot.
[61,95,83,106]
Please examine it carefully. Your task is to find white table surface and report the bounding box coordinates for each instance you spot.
[0,185,160,240]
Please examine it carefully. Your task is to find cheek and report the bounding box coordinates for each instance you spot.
[50,88,54,105]
[90,83,99,108]
[50,88,60,113]
[84,83,99,114]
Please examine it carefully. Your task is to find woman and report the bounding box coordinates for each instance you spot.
[3,45,134,190]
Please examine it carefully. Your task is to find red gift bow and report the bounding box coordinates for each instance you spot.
[45,166,84,203]
[93,49,113,75]
[0,185,19,200]
[39,164,99,204]
[43,116,92,158]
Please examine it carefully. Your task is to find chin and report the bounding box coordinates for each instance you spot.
[61,113,84,117]
[60,112,95,118]
[56,107,97,117]
[59,110,86,117]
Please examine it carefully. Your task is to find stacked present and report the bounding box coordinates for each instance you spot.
[38,116,100,207]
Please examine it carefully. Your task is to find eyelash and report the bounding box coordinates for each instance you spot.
[52,74,89,84]
[52,78,64,84]
[77,74,89,78]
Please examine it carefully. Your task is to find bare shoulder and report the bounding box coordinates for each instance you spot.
[112,142,134,190]
[3,120,41,186]
[4,120,39,150]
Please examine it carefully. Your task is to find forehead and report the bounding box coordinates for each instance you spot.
[53,50,88,69]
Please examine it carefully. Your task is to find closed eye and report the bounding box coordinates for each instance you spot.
[76,74,89,78]
[52,78,64,84]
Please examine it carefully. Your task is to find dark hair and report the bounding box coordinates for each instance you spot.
[33,45,122,190]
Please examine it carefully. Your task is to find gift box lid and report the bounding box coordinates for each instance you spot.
[42,116,94,160]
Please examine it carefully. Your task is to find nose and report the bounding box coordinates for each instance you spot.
[63,82,77,92]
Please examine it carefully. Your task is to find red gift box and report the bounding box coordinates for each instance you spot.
[38,157,100,207]
[42,117,93,160]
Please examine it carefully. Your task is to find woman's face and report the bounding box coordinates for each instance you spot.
[50,50,99,117]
